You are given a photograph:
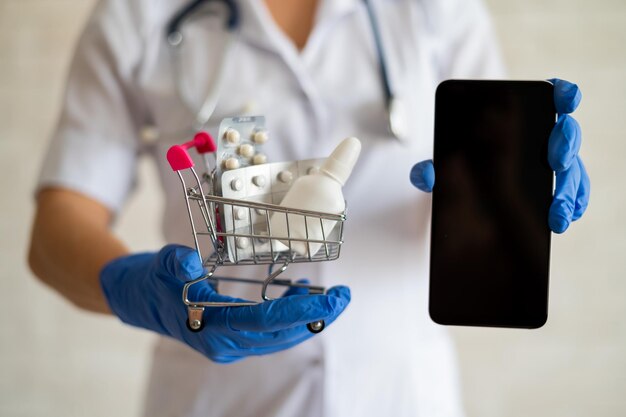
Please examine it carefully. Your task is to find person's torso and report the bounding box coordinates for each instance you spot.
[131,0,465,415]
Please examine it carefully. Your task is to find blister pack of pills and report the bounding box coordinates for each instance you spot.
[216,116,269,178]
[220,158,326,262]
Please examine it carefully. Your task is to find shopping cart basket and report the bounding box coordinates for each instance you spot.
[167,131,347,333]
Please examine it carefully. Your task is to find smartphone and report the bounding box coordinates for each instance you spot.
[429,80,555,329]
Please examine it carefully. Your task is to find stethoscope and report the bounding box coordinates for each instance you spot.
[166,0,408,141]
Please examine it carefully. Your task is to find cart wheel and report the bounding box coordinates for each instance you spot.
[307,320,325,334]
[186,318,205,333]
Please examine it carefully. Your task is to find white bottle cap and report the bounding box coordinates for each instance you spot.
[321,137,361,186]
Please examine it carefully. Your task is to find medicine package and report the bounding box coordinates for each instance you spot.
[216,116,339,262]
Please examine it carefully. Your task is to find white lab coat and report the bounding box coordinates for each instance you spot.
[38,0,505,416]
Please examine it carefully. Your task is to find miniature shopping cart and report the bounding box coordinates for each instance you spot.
[167,131,346,333]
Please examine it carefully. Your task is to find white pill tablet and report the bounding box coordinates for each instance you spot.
[230,178,243,191]
[307,166,320,175]
[239,143,255,158]
[224,157,240,170]
[252,130,269,144]
[225,128,240,144]
[234,207,247,220]
[252,175,266,187]
[236,237,250,249]
[278,170,293,184]
[252,153,267,165]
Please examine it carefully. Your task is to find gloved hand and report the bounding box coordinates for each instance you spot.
[100,244,350,363]
[410,78,590,233]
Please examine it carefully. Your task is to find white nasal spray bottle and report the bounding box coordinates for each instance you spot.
[270,137,362,256]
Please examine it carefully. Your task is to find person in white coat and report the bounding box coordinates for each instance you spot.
[28,0,589,416]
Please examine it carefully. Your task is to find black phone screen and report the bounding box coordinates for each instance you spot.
[429,80,555,329]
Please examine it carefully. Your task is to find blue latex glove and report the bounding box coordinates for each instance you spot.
[410,78,590,233]
[100,244,350,363]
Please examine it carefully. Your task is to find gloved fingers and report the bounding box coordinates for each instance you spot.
[158,244,205,281]
[204,329,312,360]
[548,114,581,172]
[234,287,349,349]
[233,292,351,356]
[549,78,582,114]
[324,285,352,303]
[219,285,351,332]
[549,156,582,233]
[572,156,590,221]
[234,324,313,350]
[197,287,350,362]
[409,159,435,192]
[186,278,252,305]
[232,289,350,354]
[547,78,589,228]
[281,278,311,297]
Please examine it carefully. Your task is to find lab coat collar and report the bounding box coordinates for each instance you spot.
[235,0,362,141]
[316,0,362,24]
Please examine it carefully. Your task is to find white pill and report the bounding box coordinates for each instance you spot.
[236,237,250,249]
[253,130,269,144]
[252,175,266,187]
[307,166,320,175]
[239,143,255,158]
[225,128,240,144]
[224,157,240,170]
[230,178,243,191]
[278,170,293,184]
[255,208,266,216]
[252,153,267,165]
[234,207,247,220]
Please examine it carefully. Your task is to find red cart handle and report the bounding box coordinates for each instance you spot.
[167,131,217,171]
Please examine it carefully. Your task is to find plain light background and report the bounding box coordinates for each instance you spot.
[1,0,624,416]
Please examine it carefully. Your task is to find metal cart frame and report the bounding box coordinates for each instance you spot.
[167,132,346,333]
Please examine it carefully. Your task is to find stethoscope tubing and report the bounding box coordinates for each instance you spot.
[362,0,393,105]
[165,0,404,140]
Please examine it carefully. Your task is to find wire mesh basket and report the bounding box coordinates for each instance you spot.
[167,131,346,333]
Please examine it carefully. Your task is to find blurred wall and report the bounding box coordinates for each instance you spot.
[454,1,626,416]
[1,0,624,416]
[0,2,160,416]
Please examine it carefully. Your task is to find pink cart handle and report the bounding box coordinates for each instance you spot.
[167,131,217,171]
